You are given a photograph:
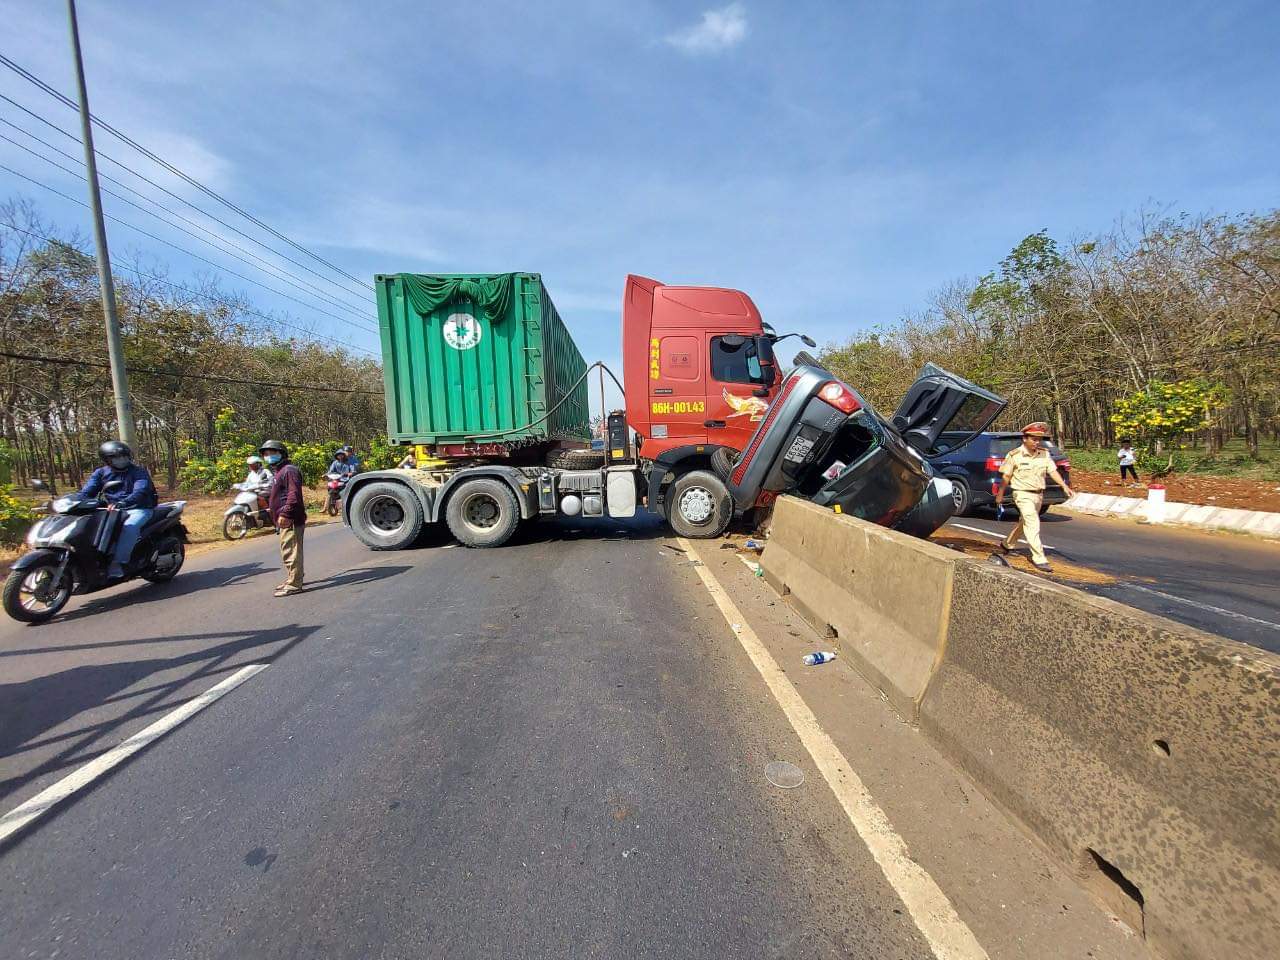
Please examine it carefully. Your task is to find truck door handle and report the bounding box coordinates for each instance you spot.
[704,419,725,428]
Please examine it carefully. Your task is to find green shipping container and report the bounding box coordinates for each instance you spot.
[374,273,591,447]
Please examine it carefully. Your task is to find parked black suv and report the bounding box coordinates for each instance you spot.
[927,432,1072,517]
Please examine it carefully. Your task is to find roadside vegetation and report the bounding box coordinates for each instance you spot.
[0,198,391,495]
[819,207,1279,476]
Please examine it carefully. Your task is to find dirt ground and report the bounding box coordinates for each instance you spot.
[1069,468,1280,513]
[724,526,1115,586]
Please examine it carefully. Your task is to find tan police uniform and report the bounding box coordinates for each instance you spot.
[1000,445,1054,565]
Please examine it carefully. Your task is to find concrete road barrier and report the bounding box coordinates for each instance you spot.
[758,496,961,720]
[759,496,1280,960]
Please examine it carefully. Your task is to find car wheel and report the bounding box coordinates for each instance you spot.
[445,478,520,548]
[710,446,740,481]
[667,470,733,539]
[350,481,425,550]
[949,478,971,517]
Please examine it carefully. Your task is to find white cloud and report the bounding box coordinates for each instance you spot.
[665,3,747,55]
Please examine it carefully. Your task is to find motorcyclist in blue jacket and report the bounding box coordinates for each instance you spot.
[79,440,158,579]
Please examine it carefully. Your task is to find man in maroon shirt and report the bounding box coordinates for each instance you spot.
[259,440,307,596]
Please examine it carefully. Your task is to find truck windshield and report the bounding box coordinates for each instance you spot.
[711,336,765,384]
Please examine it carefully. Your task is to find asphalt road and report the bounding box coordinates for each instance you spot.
[0,518,939,960]
[944,508,1280,652]
[2,505,1265,958]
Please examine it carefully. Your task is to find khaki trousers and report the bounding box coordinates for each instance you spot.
[278,523,305,590]
[1004,490,1047,565]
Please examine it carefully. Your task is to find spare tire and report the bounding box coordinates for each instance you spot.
[546,448,607,470]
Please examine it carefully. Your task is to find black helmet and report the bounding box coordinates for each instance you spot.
[259,439,288,458]
[99,440,131,463]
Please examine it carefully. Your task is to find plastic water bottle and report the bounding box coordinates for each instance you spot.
[803,651,837,666]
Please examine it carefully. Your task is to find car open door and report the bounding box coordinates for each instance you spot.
[890,363,1006,456]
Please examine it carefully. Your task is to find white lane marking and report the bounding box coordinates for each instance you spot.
[1118,583,1280,632]
[678,538,989,960]
[0,663,269,844]
[948,522,1056,551]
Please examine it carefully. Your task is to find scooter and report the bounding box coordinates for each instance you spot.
[223,481,273,540]
[324,471,350,516]
[3,480,188,624]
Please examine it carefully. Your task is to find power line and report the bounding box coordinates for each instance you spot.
[0,348,384,396]
[0,162,378,333]
[0,123,376,321]
[0,219,378,357]
[0,89,371,305]
[0,52,373,292]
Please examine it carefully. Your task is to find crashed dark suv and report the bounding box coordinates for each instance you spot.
[721,362,1006,538]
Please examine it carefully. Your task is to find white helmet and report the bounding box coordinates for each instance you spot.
[246,455,264,466]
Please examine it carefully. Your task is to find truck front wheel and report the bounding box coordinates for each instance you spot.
[349,481,425,550]
[667,470,733,539]
[445,478,520,548]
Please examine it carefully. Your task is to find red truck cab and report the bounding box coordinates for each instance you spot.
[622,275,778,460]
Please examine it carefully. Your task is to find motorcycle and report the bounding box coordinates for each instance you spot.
[223,481,273,540]
[3,479,188,624]
[324,471,350,516]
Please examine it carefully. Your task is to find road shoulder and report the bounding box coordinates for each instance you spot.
[681,536,1147,960]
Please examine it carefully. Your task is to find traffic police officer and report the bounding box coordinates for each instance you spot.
[995,422,1075,572]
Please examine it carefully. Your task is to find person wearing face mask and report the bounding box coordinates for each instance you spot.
[259,439,306,596]
[78,440,159,580]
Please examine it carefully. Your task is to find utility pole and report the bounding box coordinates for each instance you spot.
[67,0,135,445]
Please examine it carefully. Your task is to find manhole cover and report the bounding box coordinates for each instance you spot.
[765,760,805,789]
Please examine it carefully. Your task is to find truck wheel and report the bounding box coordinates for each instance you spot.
[667,470,733,539]
[949,478,971,517]
[710,446,739,481]
[445,478,520,548]
[350,481,424,550]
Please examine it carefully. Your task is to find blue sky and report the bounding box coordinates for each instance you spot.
[1,1,1277,408]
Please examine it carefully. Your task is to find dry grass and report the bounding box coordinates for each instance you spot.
[930,531,1118,585]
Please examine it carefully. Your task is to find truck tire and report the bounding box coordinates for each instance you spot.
[445,478,520,548]
[349,481,424,550]
[949,477,971,517]
[546,448,607,470]
[667,470,733,539]
[710,446,739,481]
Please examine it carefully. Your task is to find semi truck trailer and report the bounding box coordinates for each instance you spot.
[344,273,797,549]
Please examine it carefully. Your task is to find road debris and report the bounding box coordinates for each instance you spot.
[802,651,837,666]
[764,761,805,789]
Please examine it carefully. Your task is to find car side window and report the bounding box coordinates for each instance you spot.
[711,337,765,384]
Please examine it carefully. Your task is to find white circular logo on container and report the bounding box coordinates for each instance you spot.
[443,313,482,350]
